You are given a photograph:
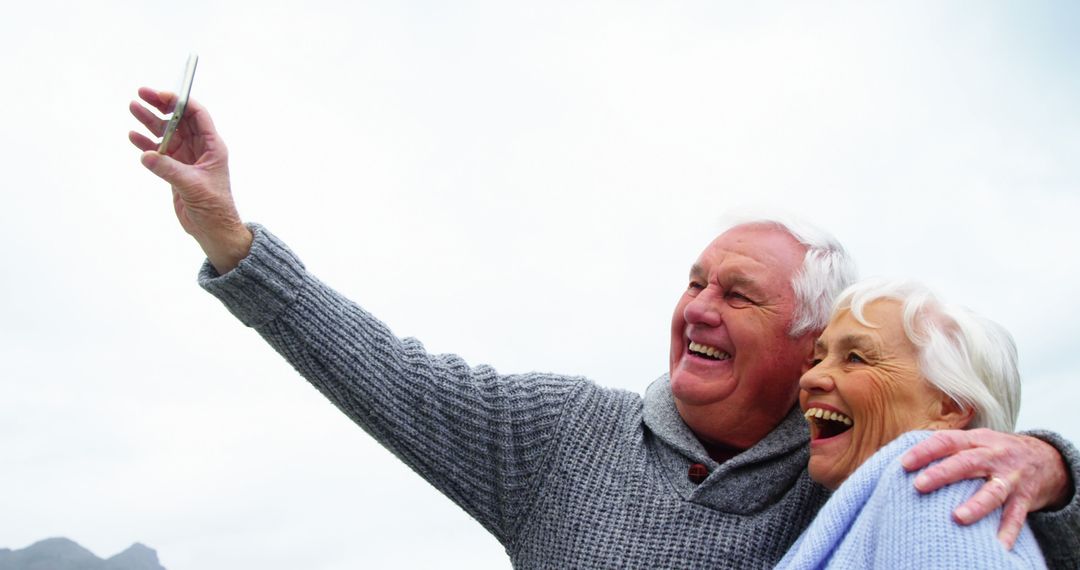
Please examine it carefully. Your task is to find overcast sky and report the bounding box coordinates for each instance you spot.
[2,1,1078,568]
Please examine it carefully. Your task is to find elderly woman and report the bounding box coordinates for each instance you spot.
[776,279,1046,568]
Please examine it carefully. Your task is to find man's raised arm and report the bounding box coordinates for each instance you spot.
[128,90,591,544]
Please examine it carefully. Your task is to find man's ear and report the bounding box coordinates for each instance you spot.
[930,394,975,430]
[798,332,820,375]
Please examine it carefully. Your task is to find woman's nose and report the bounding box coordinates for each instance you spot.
[799,363,835,392]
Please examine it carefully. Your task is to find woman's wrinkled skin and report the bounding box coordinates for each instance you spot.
[799,300,972,490]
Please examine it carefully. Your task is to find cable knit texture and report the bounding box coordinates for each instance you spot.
[777,431,1047,569]
[199,225,1080,569]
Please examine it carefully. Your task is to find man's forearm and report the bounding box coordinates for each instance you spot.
[197,223,585,543]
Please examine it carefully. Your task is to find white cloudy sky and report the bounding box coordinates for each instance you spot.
[2,1,1078,568]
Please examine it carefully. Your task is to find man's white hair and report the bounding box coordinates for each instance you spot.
[834,278,1020,432]
[720,214,858,338]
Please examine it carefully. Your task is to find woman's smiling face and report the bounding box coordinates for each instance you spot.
[799,299,962,490]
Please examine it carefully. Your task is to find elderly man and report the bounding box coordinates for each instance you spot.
[130,89,1079,568]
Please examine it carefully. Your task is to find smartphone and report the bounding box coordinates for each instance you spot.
[158,53,199,153]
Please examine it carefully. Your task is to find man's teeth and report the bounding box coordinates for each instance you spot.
[803,407,853,426]
[688,341,731,360]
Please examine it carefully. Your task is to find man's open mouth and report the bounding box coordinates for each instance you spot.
[688,341,731,361]
[804,407,854,440]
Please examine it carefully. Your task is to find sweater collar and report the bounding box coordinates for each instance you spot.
[643,375,816,513]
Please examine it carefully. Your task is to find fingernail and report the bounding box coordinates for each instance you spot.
[914,473,929,490]
[955,506,971,523]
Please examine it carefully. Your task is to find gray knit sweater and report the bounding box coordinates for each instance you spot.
[200,225,1080,569]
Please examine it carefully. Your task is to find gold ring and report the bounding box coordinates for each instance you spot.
[987,476,1011,494]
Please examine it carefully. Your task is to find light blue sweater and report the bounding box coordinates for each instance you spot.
[776,431,1047,569]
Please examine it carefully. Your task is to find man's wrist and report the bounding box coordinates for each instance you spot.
[1025,430,1077,513]
[202,224,254,275]
[1042,445,1072,511]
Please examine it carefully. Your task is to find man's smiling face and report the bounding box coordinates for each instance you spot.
[669,225,815,447]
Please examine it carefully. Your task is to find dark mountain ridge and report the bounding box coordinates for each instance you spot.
[0,538,165,570]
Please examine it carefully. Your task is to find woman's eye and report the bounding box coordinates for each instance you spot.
[688,281,704,291]
[809,358,823,367]
[847,353,865,364]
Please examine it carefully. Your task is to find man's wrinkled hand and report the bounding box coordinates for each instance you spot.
[901,428,1071,549]
[129,87,251,273]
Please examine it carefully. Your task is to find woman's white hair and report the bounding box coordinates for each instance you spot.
[719,214,858,338]
[834,278,1020,432]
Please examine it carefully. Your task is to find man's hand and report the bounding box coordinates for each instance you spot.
[901,428,1072,549]
[129,87,252,274]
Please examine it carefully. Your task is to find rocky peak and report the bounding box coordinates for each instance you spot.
[0,538,165,570]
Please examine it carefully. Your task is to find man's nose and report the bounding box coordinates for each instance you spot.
[684,287,723,326]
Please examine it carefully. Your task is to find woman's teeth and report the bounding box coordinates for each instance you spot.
[804,407,855,440]
[803,407,853,426]
[688,341,731,361]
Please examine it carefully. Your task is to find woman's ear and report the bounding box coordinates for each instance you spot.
[929,394,975,430]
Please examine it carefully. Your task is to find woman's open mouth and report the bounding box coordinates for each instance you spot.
[804,407,854,441]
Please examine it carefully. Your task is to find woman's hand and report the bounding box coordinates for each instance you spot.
[129,87,252,274]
